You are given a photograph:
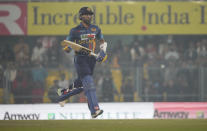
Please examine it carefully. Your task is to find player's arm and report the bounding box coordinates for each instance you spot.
[63,30,74,53]
[95,26,108,62]
[62,36,72,53]
[96,38,108,63]
[99,39,107,52]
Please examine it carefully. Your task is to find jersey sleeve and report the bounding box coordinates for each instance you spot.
[66,28,75,41]
[96,27,104,40]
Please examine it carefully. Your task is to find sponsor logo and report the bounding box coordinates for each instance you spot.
[28,2,207,35]
[48,113,55,120]
[59,113,67,119]
[58,112,141,119]
[59,112,88,119]
[154,109,189,119]
[80,34,96,40]
[3,112,40,120]
[91,27,96,32]
[0,3,27,35]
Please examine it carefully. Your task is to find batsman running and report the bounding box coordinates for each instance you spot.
[57,7,107,118]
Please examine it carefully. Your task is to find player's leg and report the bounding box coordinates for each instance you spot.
[57,78,83,106]
[75,56,103,118]
[57,87,83,102]
[81,75,103,118]
[57,78,83,96]
[58,88,83,107]
[83,57,103,117]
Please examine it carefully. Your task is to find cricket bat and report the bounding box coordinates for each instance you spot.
[61,40,98,58]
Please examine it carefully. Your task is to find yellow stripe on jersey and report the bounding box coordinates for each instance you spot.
[92,39,96,53]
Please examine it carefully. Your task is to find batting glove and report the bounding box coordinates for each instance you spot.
[63,45,72,53]
[96,50,107,63]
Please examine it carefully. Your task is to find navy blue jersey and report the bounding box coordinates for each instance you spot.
[66,23,103,54]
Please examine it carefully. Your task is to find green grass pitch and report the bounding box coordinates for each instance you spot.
[0,119,207,131]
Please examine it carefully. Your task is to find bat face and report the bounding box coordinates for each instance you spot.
[61,40,98,58]
[61,40,91,52]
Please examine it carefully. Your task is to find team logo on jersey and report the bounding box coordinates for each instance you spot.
[87,7,92,12]
[91,28,96,32]
[81,34,95,40]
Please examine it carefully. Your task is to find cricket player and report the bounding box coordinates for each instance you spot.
[57,7,107,118]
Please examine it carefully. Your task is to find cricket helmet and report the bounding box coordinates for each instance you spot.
[79,7,94,20]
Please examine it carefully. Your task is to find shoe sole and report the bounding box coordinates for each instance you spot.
[92,110,103,118]
[59,100,66,107]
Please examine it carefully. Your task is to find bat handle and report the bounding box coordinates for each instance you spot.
[90,52,98,58]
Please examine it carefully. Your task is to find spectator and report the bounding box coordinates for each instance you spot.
[119,45,131,65]
[48,80,60,103]
[163,80,178,102]
[184,42,197,61]
[111,53,120,68]
[12,70,28,104]
[41,36,57,49]
[164,44,180,60]
[3,62,17,103]
[120,45,131,76]
[0,65,3,88]
[31,62,48,103]
[0,65,3,103]
[145,43,157,60]
[31,39,47,65]
[130,41,145,66]
[47,41,60,67]
[13,38,30,64]
[121,77,134,102]
[164,60,178,84]
[196,40,207,57]
[176,73,192,101]
[58,73,69,90]
[101,72,116,102]
[2,44,15,63]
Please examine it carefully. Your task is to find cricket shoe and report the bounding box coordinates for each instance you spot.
[57,88,69,107]
[91,110,103,118]
[59,100,66,107]
[57,88,70,96]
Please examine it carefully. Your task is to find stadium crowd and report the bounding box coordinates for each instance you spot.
[0,35,206,104]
